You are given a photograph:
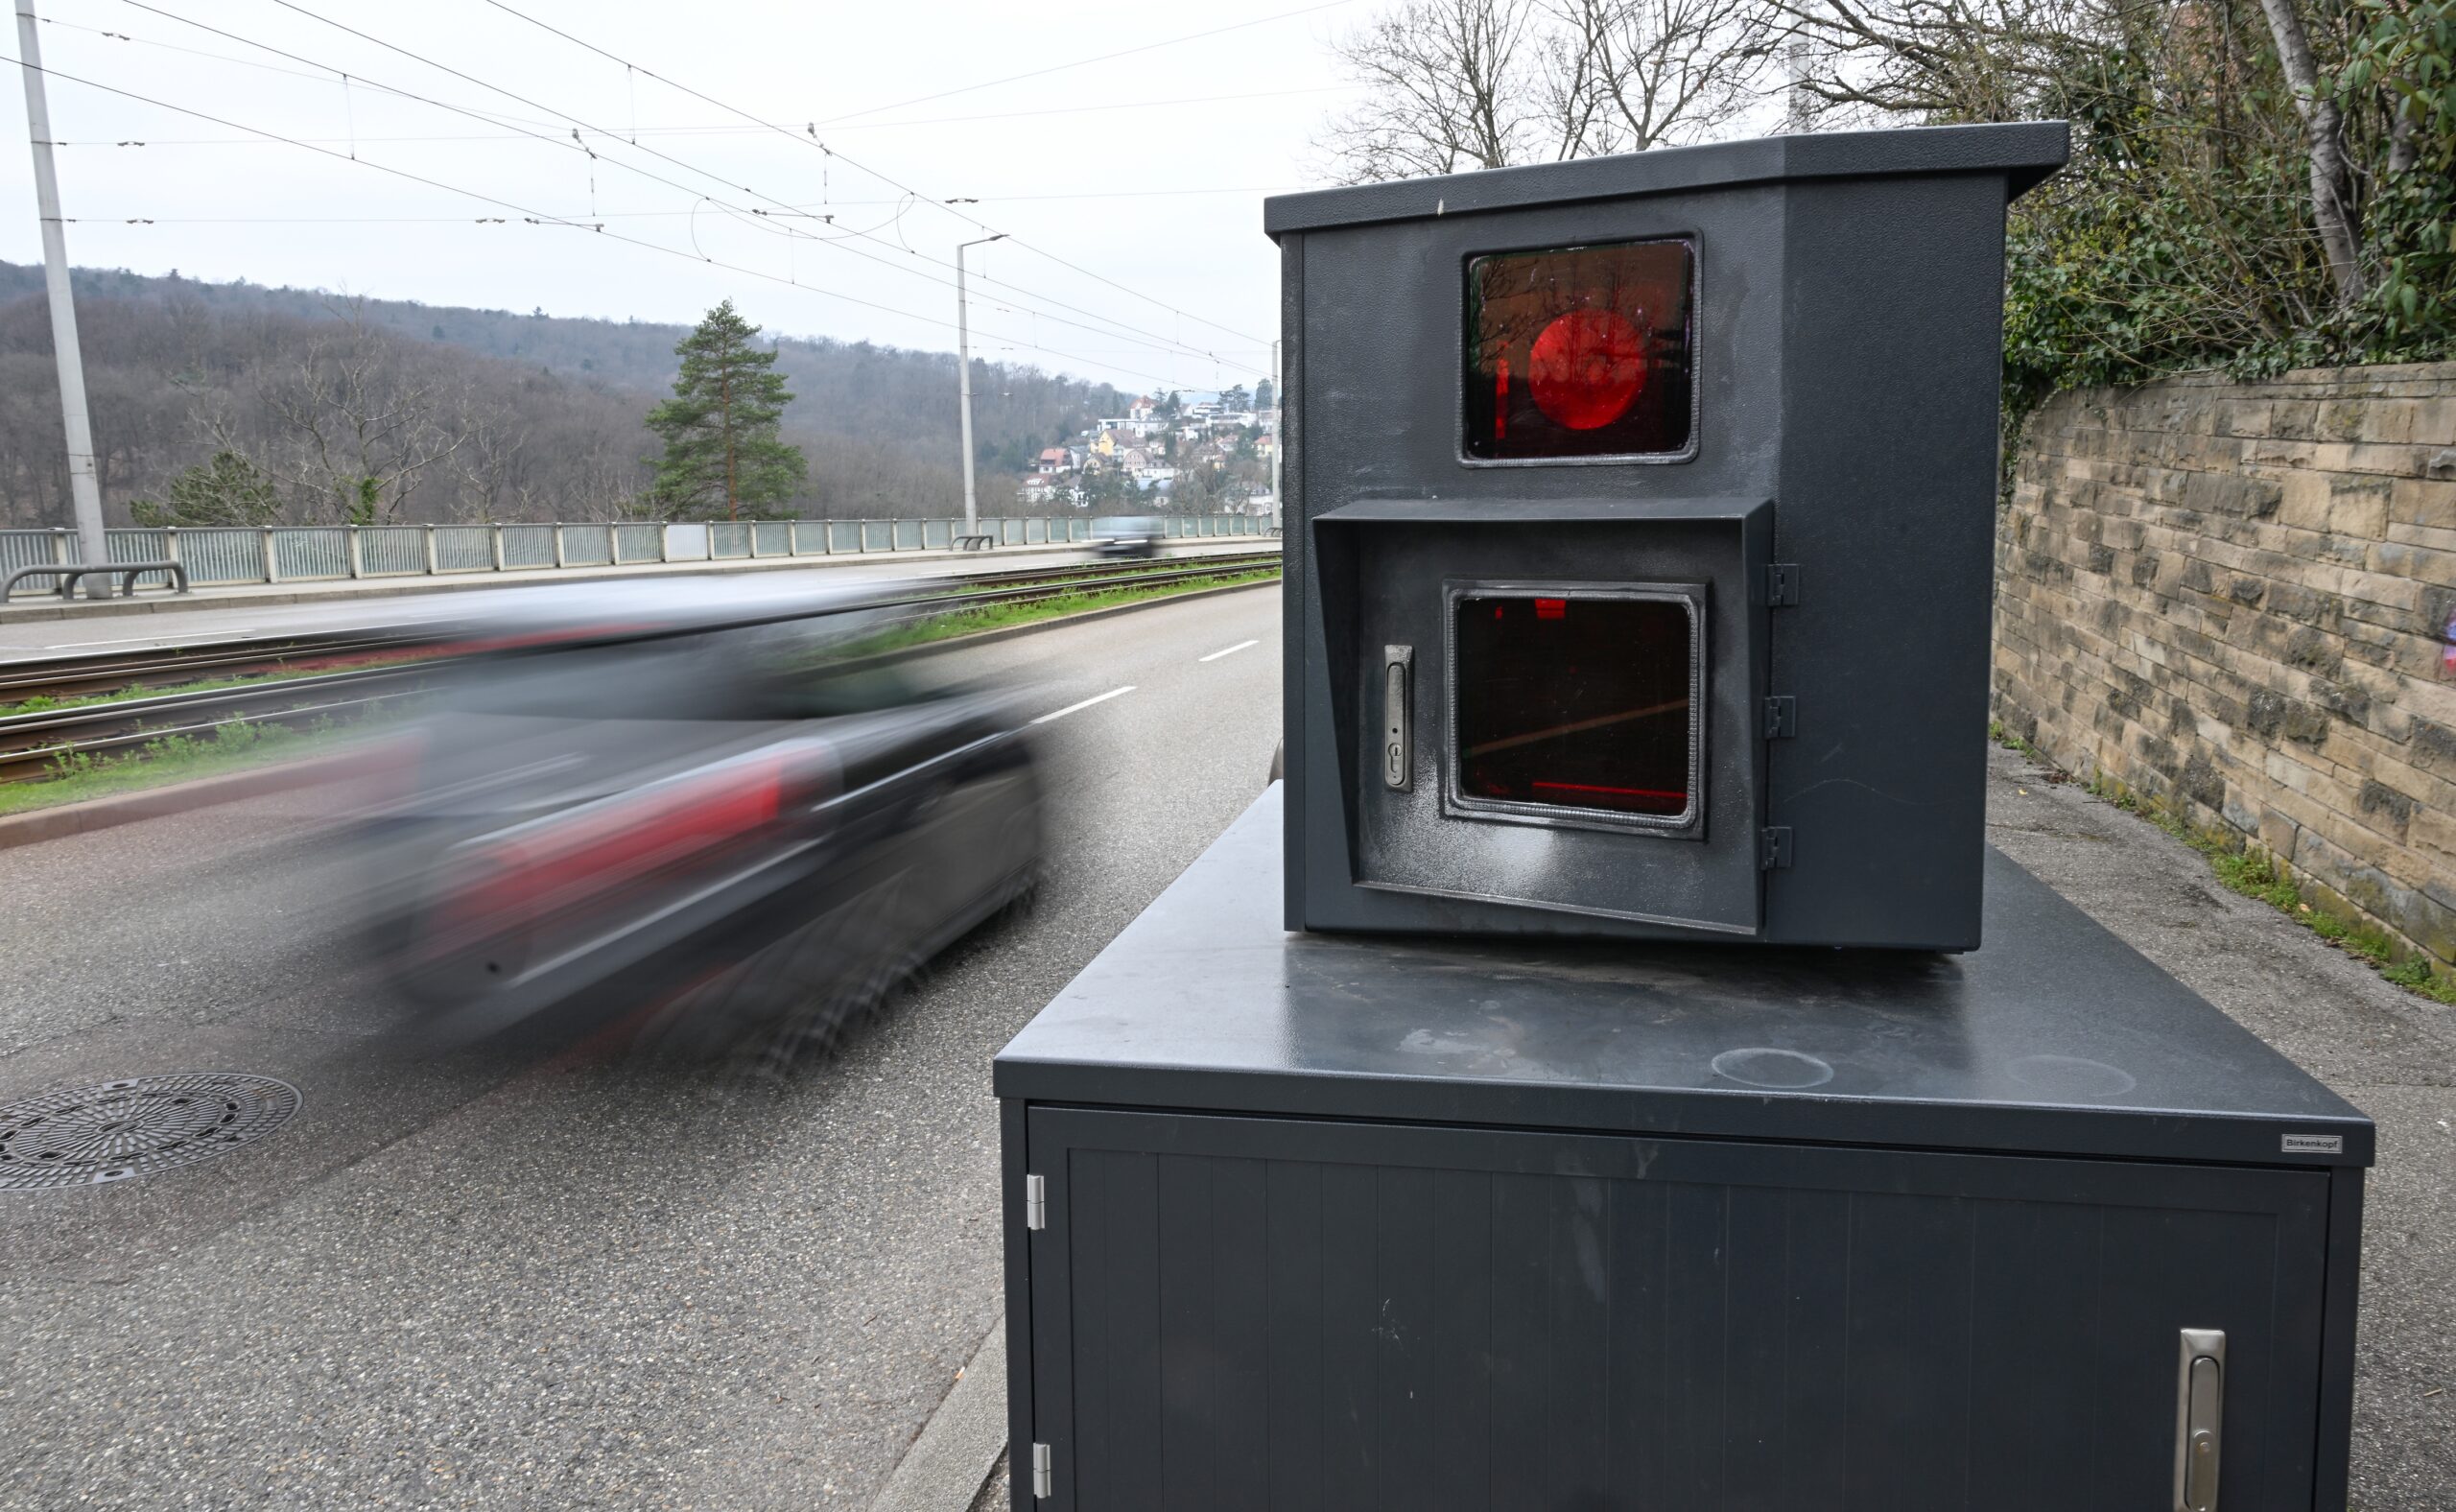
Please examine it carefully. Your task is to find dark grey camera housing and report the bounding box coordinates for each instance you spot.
[1269,124,2067,949]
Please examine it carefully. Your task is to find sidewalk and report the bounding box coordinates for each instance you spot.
[0,536,1277,626]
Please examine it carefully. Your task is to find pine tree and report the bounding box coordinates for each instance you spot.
[643,300,808,521]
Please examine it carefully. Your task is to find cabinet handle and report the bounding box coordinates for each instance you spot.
[1382,645,1412,791]
[2175,1327,2226,1511]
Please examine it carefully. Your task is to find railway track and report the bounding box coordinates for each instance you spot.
[0,553,1280,783]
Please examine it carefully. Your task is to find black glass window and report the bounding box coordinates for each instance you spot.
[1452,592,1697,819]
[1464,239,1694,461]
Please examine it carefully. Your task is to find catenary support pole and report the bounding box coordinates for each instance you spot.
[14,0,108,595]
[956,233,1005,537]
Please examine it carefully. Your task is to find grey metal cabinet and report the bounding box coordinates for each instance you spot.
[997,791,2370,1510]
[1022,1111,2335,1511]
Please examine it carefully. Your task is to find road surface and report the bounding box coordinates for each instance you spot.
[0,584,1281,1509]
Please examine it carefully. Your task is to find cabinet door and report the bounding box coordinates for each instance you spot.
[1022,1107,2330,1512]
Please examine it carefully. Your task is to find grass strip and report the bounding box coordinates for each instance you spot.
[0,716,372,818]
[862,563,1283,656]
[1989,721,2456,1007]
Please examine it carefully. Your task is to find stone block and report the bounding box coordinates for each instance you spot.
[2355,399,2420,444]
[2350,441,2432,477]
[2358,776,2417,840]
[2269,400,2320,441]
[2390,477,2456,531]
[2325,472,2394,536]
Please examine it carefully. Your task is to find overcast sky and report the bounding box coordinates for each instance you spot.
[1,0,1370,394]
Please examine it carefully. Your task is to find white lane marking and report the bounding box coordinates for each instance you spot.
[1198,639,1260,663]
[1031,685,1135,724]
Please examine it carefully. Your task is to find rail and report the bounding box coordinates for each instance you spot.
[0,514,1279,595]
[0,553,1283,783]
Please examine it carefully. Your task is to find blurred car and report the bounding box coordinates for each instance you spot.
[352,578,1043,1060]
[1090,515,1164,558]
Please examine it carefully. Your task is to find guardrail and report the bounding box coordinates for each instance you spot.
[0,514,1279,593]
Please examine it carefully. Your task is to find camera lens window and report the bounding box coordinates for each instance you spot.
[1452,592,1697,819]
[1464,239,1694,461]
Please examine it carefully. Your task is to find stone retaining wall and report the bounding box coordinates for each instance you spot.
[1993,363,2456,969]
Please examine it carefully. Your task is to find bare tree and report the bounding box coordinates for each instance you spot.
[1561,0,1779,153]
[1317,0,1774,181]
[1765,0,2094,124]
[441,405,535,523]
[248,309,473,525]
[1318,0,1549,179]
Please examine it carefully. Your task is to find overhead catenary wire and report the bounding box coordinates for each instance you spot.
[41,9,575,134]
[108,1,1266,372]
[52,183,1311,221]
[807,0,1359,126]
[39,83,1354,143]
[0,50,1220,391]
[244,0,1265,370]
[472,0,1272,349]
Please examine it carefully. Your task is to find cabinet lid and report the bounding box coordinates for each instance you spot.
[996,786,2373,1168]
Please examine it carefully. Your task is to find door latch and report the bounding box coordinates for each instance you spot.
[1382,645,1412,791]
[2174,1328,2225,1511]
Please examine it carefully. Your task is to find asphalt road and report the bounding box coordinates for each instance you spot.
[0,584,1283,1509]
[0,539,1273,659]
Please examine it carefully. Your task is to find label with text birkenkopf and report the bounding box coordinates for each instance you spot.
[2280,1132,2345,1154]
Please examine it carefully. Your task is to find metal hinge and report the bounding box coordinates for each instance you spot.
[1031,1442,1054,1500]
[1759,827,1793,869]
[1024,1173,1047,1231]
[1765,562,1801,606]
[1762,696,1796,740]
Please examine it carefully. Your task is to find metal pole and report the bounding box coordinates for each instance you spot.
[956,233,1006,537]
[14,1,107,595]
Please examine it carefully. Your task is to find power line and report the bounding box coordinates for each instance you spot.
[5,49,1216,390]
[53,8,571,134]
[113,1,1262,372]
[37,83,1354,143]
[810,0,1360,126]
[59,183,1309,213]
[251,0,1263,371]
[473,0,1272,348]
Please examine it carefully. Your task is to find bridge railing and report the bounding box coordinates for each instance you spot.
[0,513,1278,591]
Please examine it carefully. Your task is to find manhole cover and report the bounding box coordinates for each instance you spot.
[0,1074,300,1192]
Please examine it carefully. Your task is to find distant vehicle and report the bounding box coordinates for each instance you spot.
[352,578,1043,1063]
[1090,515,1164,558]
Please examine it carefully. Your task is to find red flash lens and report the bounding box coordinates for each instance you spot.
[1464,238,1693,461]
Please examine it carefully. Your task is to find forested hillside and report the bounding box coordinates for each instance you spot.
[0,262,1124,527]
